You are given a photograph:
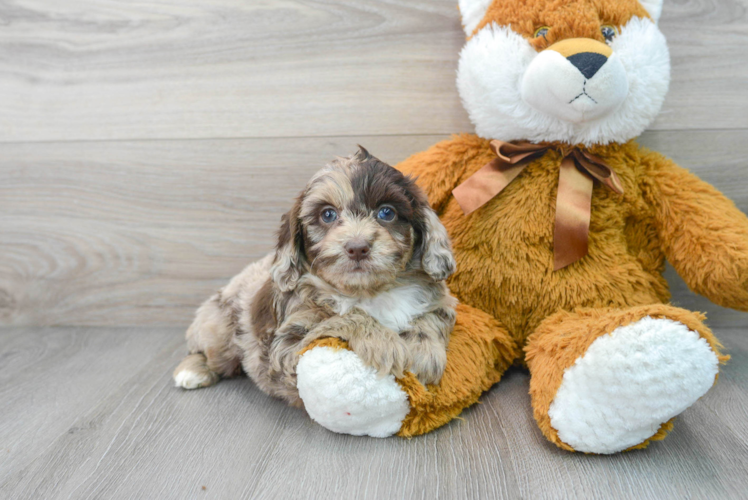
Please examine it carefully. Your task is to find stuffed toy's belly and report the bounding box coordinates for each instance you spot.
[441,154,670,344]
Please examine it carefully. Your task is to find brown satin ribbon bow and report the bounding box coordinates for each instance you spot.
[452,140,624,271]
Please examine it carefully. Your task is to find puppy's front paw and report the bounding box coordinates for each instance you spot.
[349,335,411,379]
[410,347,447,386]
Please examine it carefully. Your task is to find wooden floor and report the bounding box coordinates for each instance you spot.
[0,326,746,499]
[1,0,748,498]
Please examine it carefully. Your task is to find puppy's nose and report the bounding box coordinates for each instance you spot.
[344,239,370,261]
[567,52,608,79]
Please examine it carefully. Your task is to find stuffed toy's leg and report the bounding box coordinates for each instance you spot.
[525,305,728,454]
[296,303,518,437]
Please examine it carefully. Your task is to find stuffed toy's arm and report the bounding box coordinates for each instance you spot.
[296,303,519,438]
[396,134,486,213]
[642,152,748,311]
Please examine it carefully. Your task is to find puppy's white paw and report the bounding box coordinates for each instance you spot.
[297,346,410,438]
[174,369,214,390]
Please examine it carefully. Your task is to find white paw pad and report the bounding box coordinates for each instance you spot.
[174,369,212,390]
[297,347,410,438]
[549,317,719,454]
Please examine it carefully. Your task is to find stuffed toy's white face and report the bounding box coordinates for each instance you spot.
[457,0,670,146]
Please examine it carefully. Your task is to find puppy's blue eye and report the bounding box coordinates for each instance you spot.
[321,208,338,223]
[377,206,396,222]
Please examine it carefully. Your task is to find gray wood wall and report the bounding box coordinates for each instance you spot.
[2,0,747,328]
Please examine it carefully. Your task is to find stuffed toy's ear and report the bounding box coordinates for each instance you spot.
[419,209,456,281]
[270,195,306,292]
[639,0,663,23]
[458,0,494,36]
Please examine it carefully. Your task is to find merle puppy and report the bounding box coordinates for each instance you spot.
[173,147,457,406]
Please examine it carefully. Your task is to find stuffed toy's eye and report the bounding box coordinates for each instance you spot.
[321,207,338,223]
[377,206,396,222]
[534,26,550,39]
[601,25,618,43]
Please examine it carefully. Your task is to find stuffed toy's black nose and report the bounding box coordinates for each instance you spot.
[567,52,608,79]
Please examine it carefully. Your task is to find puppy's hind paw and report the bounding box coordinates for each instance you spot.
[173,353,219,389]
[174,369,217,389]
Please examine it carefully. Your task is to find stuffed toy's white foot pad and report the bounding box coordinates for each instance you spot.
[548,317,719,454]
[297,346,410,438]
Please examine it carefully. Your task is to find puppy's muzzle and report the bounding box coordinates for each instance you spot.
[344,238,370,262]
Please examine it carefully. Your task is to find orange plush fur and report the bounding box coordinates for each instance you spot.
[474,0,650,44]
[391,134,743,445]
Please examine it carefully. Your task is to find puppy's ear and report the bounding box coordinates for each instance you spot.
[354,145,372,162]
[419,208,456,281]
[270,195,306,292]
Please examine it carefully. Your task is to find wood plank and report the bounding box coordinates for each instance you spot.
[0,326,746,499]
[2,130,748,328]
[0,0,746,143]
[0,326,182,486]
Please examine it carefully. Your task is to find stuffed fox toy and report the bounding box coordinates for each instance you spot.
[295,0,748,453]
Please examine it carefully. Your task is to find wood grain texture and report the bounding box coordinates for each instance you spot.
[2,130,748,328]
[0,327,181,487]
[0,0,747,143]
[0,326,746,499]
[0,135,441,326]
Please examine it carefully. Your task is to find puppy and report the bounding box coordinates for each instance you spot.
[173,147,457,407]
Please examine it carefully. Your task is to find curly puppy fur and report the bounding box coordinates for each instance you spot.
[174,148,457,406]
